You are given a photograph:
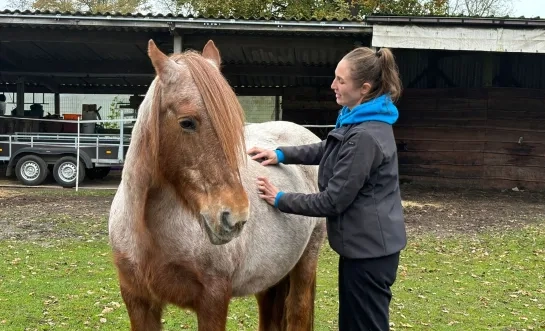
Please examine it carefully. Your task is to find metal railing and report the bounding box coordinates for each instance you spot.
[2,115,336,191]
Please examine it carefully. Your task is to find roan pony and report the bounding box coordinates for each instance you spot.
[108,39,326,331]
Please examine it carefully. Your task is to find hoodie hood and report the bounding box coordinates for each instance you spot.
[335,94,398,128]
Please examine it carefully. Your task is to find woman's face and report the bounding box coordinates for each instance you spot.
[331,59,370,109]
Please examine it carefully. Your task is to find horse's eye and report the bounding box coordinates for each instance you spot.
[179,118,197,131]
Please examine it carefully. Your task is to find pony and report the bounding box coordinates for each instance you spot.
[108,39,326,331]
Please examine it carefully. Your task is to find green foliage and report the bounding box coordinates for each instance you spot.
[31,0,150,13]
[104,96,121,130]
[163,0,449,19]
[356,0,449,16]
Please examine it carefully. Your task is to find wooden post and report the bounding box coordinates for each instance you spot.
[274,95,281,121]
[482,53,495,87]
[16,77,24,117]
[54,92,60,115]
[173,35,183,53]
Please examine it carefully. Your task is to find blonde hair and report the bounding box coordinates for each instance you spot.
[342,47,402,103]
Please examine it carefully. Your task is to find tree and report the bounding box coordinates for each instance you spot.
[447,0,515,17]
[156,0,353,19]
[7,0,151,13]
[156,0,450,18]
[353,0,449,16]
[6,0,34,10]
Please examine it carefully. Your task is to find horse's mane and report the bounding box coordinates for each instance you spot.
[130,48,246,186]
[173,50,246,173]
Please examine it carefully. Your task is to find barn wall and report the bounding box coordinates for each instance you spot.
[281,87,338,138]
[281,86,545,191]
[396,88,545,190]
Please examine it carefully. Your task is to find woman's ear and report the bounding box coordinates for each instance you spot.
[361,82,372,96]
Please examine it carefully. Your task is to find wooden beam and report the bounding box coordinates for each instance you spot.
[234,87,282,96]
[427,53,438,88]
[482,53,496,87]
[183,34,363,51]
[0,82,286,96]
[36,77,60,93]
[0,28,169,45]
[173,35,183,53]
[16,78,24,116]
[222,64,334,78]
[0,44,24,68]
[54,93,60,115]
[0,62,335,78]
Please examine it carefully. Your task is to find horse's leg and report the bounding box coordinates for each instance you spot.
[285,222,326,331]
[195,281,231,331]
[114,252,164,331]
[120,284,164,331]
[255,275,290,331]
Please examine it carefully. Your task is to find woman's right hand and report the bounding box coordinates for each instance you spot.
[247,147,278,166]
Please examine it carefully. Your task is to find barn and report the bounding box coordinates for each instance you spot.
[1,10,544,190]
[370,15,545,190]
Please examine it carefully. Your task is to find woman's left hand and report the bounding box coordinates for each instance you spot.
[256,176,279,206]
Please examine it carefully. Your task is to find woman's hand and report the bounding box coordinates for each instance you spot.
[256,176,279,206]
[247,147,278,166]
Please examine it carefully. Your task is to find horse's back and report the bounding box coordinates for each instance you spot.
[244,121,322,193]
[244,120,322,148]
[233,121,325,296]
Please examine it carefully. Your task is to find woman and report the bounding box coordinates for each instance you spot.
[247,46,407,331]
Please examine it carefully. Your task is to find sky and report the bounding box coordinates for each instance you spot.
[512,0,545,17]
[0,0,544,18]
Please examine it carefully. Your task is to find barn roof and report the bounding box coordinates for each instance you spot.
[2,10,545,95]
[0,10,371,95]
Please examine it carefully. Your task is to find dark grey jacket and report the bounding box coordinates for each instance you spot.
[276,121,407,259]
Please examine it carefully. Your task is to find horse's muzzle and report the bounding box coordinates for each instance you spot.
[200,210,248,245]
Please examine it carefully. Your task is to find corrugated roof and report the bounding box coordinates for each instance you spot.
[0,10,362,93]
[0,9,371,35]
[366,14,545,27]
[0,9,361,21]
[3,10,544,23]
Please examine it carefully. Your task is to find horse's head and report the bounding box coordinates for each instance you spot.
[144,39,249,245]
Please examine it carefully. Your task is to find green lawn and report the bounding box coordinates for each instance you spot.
[0,190,544,330]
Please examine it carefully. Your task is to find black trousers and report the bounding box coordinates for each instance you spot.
[338,252,400,331]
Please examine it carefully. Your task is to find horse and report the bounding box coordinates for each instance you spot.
[108,39,326,331]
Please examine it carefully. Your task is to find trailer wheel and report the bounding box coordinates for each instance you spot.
[15,155,49,186]
[53,156,85,188]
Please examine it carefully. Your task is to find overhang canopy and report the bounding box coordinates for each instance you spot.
[0,10,372,95]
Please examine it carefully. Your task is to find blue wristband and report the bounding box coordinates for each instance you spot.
[274,149,285,163]
[274,191,285,208]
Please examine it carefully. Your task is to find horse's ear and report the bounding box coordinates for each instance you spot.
[202,40,221,68]
[148,39,177,79]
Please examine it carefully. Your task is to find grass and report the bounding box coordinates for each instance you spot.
[0,212,544,330]
[392,228,545,330]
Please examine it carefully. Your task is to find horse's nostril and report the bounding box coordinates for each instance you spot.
[221,211,231,227]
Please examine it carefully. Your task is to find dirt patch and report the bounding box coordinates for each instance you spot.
[0,188,23,199]
[0,188,114,241]
[400,183,545,237]
[0,185,544,241]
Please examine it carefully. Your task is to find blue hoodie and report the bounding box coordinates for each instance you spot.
[335,94,398,128]
[273,94,398,207]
